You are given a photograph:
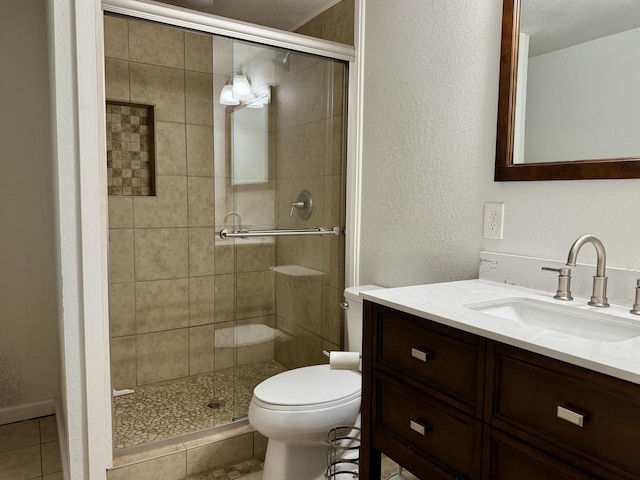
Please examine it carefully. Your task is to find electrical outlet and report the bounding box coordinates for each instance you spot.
[483,202,504,239]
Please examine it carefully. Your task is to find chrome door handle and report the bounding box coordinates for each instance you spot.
[411,347,432,362]
[557,405,585,427]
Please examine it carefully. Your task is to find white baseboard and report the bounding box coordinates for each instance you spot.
[0,399,55,425]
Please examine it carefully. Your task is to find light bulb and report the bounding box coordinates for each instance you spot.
[219,84,238,105]
[232,74,253,101]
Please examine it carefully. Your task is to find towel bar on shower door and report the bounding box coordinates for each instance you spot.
[219,226,342,239]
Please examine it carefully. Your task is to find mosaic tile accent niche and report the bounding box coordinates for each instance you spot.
[106,101,155,196]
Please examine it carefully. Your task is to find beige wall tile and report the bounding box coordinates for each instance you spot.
[189,276,215,326]
[44,472,63,480]
[186,124,214,177]
[327,115,344,176]
[326,234,344,289]
[322,285,342,346]
[214,274,235,323]
[133,176,188,228]
[275,317,323,369]
[275,127,298,179]
[111,336,136,390]
[295,14,323,39]
[109,229,134,284]
[185,32,213,74]
[39,416,58,444]
[155,122,187,176]
[236,244,275,273]
[137,329,189,385]
[211,36,232,73]
[214,321,234,370]
[292,278,322,336]
[134,228,188,281]
[105,58,130,102]
[108,451,186,480]
[214,243,234,275]
[275,273,295,323]
[236,318,274,365]
[189,324,215,375]
[186,432,253,475]
[186,71,213,126]
[213,125,228,179]
[188,177,215,226]
[104,16,129,60]
[109,282,136,337]
[130,63,185,123]
[188,227,215,277]
[236,271,274,319]
[234,188,275,227]
[0,445,41,479]
[135,278,189,333]
[273,76,298,131]
[108,197,133,229]
[128,20,184,69]
[297,61,327,126]
[214,177,234,227]
[0,419,39,452]
[253,431,268,458]
[42,440,61,475]
[296,234,325,273]
[323,0,355,45]
[298,119,327,177]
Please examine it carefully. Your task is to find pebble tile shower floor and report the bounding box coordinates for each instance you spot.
[114,361,287,449]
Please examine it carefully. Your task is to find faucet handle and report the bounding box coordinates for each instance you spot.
[631,279,640,315]
[542,266,573,301]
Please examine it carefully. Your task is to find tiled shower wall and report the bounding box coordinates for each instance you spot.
[104,17,275,390]
[104,12,349,390]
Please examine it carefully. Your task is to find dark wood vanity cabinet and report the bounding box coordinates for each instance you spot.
[361,301,640,480]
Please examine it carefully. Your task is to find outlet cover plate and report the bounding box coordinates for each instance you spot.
[483,202,504,239]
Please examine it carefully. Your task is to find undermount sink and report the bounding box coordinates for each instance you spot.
[465,298,640,342]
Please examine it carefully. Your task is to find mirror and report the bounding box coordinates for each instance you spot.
[495,0,640,180]
[230,94,270,185]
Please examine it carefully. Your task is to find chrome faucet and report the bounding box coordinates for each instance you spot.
[565,234,609,307]
[223,211,243,231]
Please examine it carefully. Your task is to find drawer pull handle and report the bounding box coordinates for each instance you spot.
[410,420,429,436]
[557,406,585,427]
[411,347,431,362]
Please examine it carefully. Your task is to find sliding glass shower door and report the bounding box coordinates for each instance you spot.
[212,39,348,421]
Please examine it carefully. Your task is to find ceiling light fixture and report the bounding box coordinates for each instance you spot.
[219,79,239,105]
[232,73,254,101]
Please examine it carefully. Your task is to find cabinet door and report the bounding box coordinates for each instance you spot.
[485,429,598,480]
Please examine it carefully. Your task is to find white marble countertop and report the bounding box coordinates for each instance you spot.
[361,279,640,385]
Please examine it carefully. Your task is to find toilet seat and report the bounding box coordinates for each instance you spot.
[252,365,361,411]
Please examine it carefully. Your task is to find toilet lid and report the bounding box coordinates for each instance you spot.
[253,365,361,407]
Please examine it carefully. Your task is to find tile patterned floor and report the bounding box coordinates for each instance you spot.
[114,361,287,449]
[0,415,62,480]
[185,458,264,480]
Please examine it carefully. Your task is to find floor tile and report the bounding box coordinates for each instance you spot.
[0,419,40,453]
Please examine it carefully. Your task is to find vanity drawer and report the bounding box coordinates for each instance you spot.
[374,373,482,479]
[489,343,640,477]
[484,428,598,480]
[372,304,485,412]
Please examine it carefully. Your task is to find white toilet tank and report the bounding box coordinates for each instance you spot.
[343,285,383,354]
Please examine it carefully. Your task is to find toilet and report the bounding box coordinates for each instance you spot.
[248,285,383,480]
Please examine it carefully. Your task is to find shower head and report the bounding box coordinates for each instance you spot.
[272,51,291,70]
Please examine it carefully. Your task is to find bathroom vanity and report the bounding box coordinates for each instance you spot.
[360,280,640,479]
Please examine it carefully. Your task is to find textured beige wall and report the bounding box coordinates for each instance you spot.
[0,0,60,410]
[360,0,640,289]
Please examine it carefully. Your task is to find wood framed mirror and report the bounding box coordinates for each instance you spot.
[495,0,640,181]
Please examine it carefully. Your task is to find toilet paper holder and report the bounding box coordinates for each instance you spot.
[322,350,362,359]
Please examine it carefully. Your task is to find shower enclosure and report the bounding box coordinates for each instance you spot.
[104,8,349,450]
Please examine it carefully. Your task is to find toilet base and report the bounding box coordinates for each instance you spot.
[261,439,328,480]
